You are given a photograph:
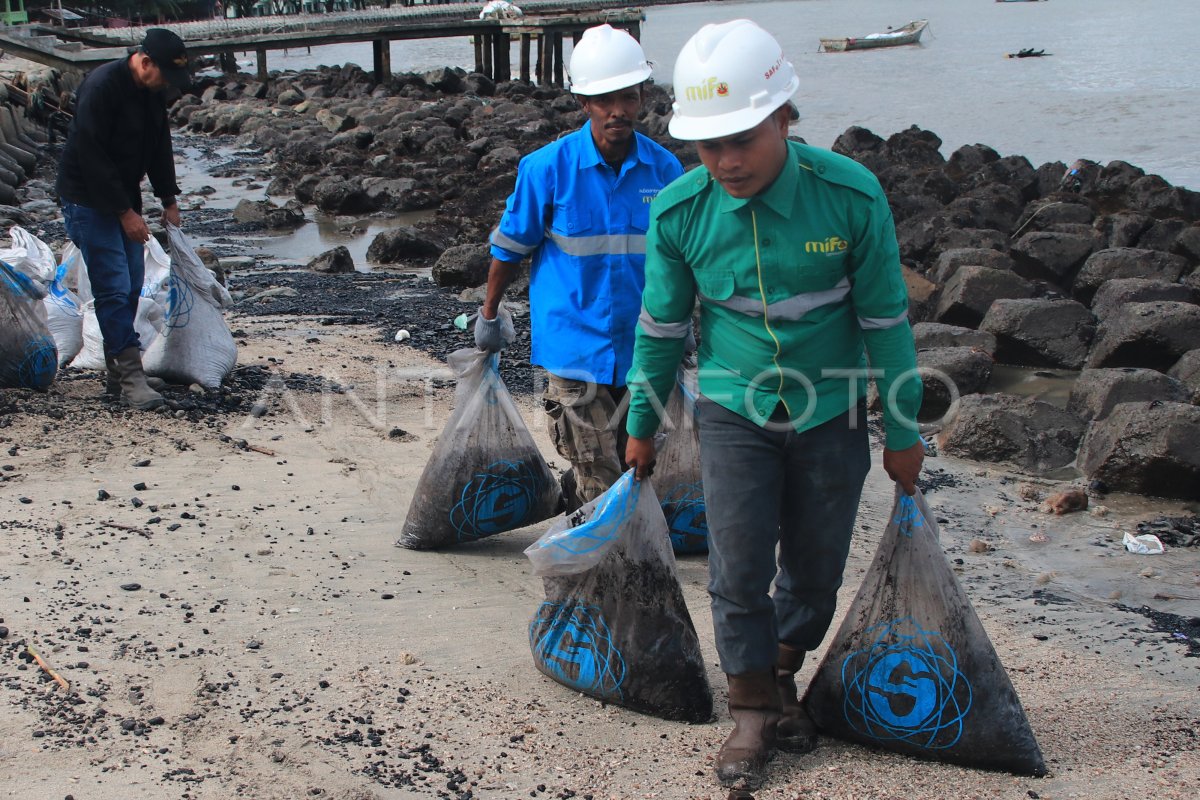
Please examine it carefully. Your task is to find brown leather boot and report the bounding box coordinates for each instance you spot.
[715,671,779,789]
[776,643,817,753]
[109,346,164,410]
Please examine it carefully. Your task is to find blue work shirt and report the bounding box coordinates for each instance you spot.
[490,123,683,386]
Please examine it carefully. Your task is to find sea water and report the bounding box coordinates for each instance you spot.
[243,0,1199,190]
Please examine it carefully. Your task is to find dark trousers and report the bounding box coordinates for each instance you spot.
[697,397,870,675]
[62,201,145,358]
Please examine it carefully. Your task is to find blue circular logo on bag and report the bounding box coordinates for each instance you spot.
[661,481,707,553]
[841,617,972,749]
[17,335,57,389]
[450,459,541,541]
[530,601,626,701]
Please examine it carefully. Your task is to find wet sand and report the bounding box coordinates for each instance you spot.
[2,312,1198,800]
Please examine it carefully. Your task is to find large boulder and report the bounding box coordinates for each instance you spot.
[1173,224,1200,264]
[1009,230,1095,285]
[1071,247,1190,304]
[944,143,1000,182]
[1086,301,1200,371]
[232,199,305,229]
[1168,350,1200,404]
[961,155,1040,202]
[432,244,490,288]
[1098,212,1154,248]
[931,227,1008,258]
[916,346,994,421]
[980,298,1096,369]
[1066,368,1189,423]
[934,266,1035,328]
[937,394,1086,475]
[366,226,444,263]
[1013,197,1096,232]
[1126,174,1200,220]
[312,177,377,215]
[943,184,1024,233]
[1088,278,1198,320]
[912,322,997,354]
[930,247,1014,285]
[901,266,938,323]
[307,245,354,274]
[1077,401,1200,500]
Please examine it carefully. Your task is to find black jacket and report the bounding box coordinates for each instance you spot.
[56,56,181,215]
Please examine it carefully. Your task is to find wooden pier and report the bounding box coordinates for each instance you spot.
[0,2,645,87]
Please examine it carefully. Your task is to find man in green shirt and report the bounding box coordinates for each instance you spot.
[624,20,923,789]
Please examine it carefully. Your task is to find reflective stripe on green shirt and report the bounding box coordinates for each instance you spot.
[626,140,922,450]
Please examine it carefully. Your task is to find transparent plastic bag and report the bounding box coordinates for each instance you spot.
[803,486,1046,776]
[527,471,713,722]
[525,469,639,576]
[0,261,57,390]
[398,347,562,550]
[652,365,708,554]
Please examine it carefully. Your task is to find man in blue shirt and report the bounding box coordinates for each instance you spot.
[475,24,683,510]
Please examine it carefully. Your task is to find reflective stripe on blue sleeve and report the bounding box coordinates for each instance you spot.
[490,228,538,256]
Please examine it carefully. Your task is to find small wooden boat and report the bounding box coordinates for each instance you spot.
[1007,48,1051,58]
[819,20,929,53]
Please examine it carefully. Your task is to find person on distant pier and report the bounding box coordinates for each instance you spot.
[57,28,192,410]
[474,24,684,511]
[624,19,923,790]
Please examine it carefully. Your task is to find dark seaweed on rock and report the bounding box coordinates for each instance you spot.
[398,348,560,550]
[529,478,713,722]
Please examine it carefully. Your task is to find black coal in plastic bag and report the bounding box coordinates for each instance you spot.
[398,348,561,550]
[1,261,57,390]
[802,486,1045,775]
[653,365,707,554]
[526,471,713,722]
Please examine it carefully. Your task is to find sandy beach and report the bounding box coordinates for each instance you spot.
[3,306,1198,800]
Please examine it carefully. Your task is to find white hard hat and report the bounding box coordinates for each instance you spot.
[669,19,799,141]
[568,24,653,96]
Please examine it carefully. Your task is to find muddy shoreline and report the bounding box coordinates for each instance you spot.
[1,59,1198,800]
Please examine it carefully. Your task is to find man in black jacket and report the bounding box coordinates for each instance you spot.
[58,28,190,410]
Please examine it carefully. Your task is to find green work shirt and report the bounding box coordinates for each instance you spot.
[626,139,922,450]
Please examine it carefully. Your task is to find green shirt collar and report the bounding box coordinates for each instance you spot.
[715,142,800,218]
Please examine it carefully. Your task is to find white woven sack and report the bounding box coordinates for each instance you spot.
[142,224,236,389]
[0,226,56,284]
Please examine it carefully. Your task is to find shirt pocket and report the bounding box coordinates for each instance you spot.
[694,269,735,301]
[629,201,651,233]
[783,258,849,296]
[551,203,598,235]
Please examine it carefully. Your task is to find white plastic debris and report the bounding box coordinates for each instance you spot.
[1123,532,1165,555]
[394,329,411,342]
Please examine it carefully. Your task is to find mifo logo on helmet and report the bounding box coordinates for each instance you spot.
[684,77,730,102]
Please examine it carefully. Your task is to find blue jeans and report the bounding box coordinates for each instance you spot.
[697,397,870,675]
[62,201,145,358]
